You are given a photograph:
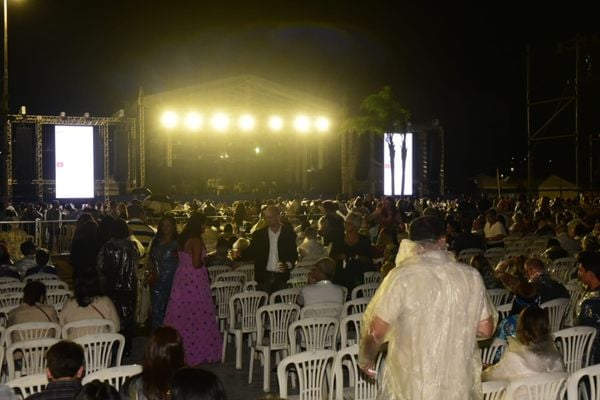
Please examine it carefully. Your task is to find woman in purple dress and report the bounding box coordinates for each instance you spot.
[163,213,222,365]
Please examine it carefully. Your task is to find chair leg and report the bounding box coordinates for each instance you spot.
[263,347,271,392]
[221,330,228,363]
[248,348,255,384]
[235,331,243,370]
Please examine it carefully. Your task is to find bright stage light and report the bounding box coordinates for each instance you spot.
[184,112,203,130]
[161,111,178,129]
[255,146,261,154]
[211,112,230,132]
[239,114,256,131]
[294,115,311,133]
[315,117,330,132]
[268,115,284,131]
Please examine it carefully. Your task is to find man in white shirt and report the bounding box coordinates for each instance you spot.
[298,257,345,306]
[483,209,506,248]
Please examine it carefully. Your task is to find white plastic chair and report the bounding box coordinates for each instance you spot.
[4,322,61,347]
[553,326,596,373]
[289,268,311,281]
[0,304,18,327]
[74,333,125,374]
[0,292,23,308]
[1,325,5,346]
[484,247,506,266]
[457,248,483,263]
[0,276,20,285]
[330,344,378,400]
[363,271,381,285]
[236,264,255,282]
[207,265,231,282]
[5,338,59,380]
[482,380,508,400]
[566,363,600,400]
[211,281,243,332]
[565,283,585,327]
[504,372,567,400]
[222,291,268,369]
[0,282,25,294]
[351,283,379,300]
[249,303,300,392]
[480,338,507,366]
[287,277,308,288]
[243,280,258,291]
[215,271,247,285]
[61,318,117,340]
[497,303,512,321]
[288,317,338,354]
[24,273,59,282]
[45,289,73,312]
[6,373,48,399]
[342,298,370,318]
[269,288,301,305]
[277,350,335,400]
[487,288,512,307]
[42,280,69,291]
[300,302,343,319]
[82,364,142,390]
[540,298,571,332]
[340,313,363,349]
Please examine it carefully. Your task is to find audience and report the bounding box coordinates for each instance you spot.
[8,280,58,326]
[25,248,58,277]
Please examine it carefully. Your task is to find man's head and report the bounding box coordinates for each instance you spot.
[409,216,444,242]
[35,248,50,267]
[309,257,336,283]
[577,251,600,288]
[23,281,47,306]
[20,240,36,256]
[46,341,85,381]
[524,258,546,281]
[264,206,281,230]
[485,209,497,225]
[127,204,146,221]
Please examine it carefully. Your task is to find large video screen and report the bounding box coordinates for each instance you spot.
[55,125,94,199]
[383,133,413,195]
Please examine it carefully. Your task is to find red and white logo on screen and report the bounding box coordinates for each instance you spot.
[57,162,64,167]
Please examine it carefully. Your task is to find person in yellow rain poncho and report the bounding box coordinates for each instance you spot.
[359,216,497,400]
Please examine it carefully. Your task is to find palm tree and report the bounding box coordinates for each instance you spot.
[344,86,411,196]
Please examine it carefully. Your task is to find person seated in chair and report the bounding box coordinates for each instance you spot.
[297,257,346,306]
[27,341,85,400]
[8,280,58,326]
[25,249,58,277]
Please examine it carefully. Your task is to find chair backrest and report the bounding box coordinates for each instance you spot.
[342,298,370,318]
[487,288,512,307]
[42,280,69,291]
[278,349,335,400]
[82,364,143,390]
[243,280,257,291]
[330,344,378,400]
[6,373,48,399]
[340,313,363,349]
[0,304,18,327]
[269,288,301,305]
[0,276,20,285]
[228,291,268,333]
[6,338,60,380]
[504,372,567,400]
[300,302,343,319]
[289,267,311,281]
[287,277,308,288]
[457,248,483,263]
[0,292,23,308]
[482,380,508,400]
[540,298,571,332]
[207,265,232,282]
[215,271,246,285]
[256,304,300,351]
[566,363,600,400]
[45,289,73,312]
[74,333,125,374]
[61,318,117,340]
[480,338,508,366]
[211,281,243,320]
[24,273,59,282]
[235,264,255,282]
[288,317,338,354]
[5,322,61,347]
[363,271,382,285]
[0,282,26,294]
[497,303,512,321]
[351,283,379,300]
[553,257,576,270]
[553,326,597,373]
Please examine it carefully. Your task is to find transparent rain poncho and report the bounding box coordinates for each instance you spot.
[361,244,497,400]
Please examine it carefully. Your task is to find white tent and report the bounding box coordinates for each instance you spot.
[537,174,578,199]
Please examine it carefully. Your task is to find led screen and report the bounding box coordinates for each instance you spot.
[55,125,94,198]
[383,133,413,195]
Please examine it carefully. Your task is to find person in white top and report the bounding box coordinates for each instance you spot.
[483,209,507,248]
[297,227,327,263]
[297,257,345,306]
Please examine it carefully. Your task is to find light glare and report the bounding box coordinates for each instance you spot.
[211,112,230,132]
[268,116,284,131]
[184,112,203,130]
[255,146,261,154]
[315,117,330,132]
[294,115,311,133]
[239,114,256,131]
[161,111,178,129]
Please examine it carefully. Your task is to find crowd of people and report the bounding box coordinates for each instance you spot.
[0,191,599,399]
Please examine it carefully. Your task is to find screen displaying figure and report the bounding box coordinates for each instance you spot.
[383,133,413,195]
[55,125,94,198]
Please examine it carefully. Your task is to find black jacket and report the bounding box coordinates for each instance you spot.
[244,224,298,284]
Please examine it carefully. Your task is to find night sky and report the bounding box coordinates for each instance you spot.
[5,1,598,193]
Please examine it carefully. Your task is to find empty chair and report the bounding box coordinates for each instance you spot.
[235,264,255,282]
[553,326,596,373]
[342,298,370,318]
[480,338,508,367]
[211,281,243,332]
[351,283,379,299]
[482,380,508,400]
[330,344,378,400]
[6,373,48,399]
[5,338,59,380]
[540,298,570,332]
[288,317,338,354]
[270,288,301,305]
[215,271,246,285]
[4,321,61,347]
[277,350,335,400]
[82,364,142,390]
[300,302,343,319]
[61,319,117,340]
[0,276,20,285]
[0,282,26,294]
[249,303,300,392]
[363,271,382,285]
[24,273,59,282]
[45,289,73,312]
[340,313,363,348]
[207,265,231,283]
[566,363,600,400]
[222,291,268,369]
[487,288,512,307]
[42,280,69,291]
[74,333,125,374]
[504,372,567,400]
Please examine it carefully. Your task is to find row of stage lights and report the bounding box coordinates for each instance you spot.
[160,111,331,133]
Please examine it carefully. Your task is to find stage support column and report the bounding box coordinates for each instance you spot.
[138,86,145,188]
[5,118,12,202]
[35,121,43,201]
[101,124,109,201]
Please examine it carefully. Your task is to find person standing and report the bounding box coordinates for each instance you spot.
[359,216,496,400]
[163,213,222,365]
[576,251,600,364]
[244,205,298,294]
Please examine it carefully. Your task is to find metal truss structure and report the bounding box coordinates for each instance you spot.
[5,113,136,202]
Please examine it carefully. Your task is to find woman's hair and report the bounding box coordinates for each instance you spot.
[178,213,206,250]
[23,280,46,306]
[142,326,185,400]
[171,368,226,400]
[75,380,120,400]
[517,306,551,347]
[153,215,179,247]
[0,242,12,265]
[74,274,103,307]
[110,219,130,240]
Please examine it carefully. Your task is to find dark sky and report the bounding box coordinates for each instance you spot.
[6,1,598,192]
